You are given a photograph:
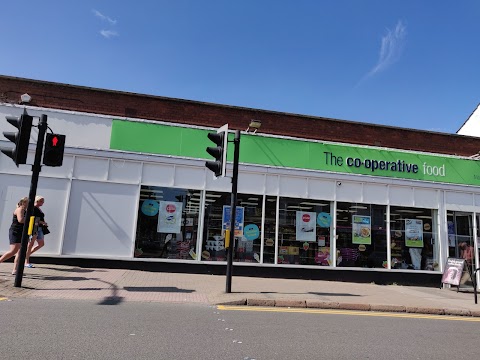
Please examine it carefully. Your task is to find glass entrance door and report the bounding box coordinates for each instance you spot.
[447,212,473,258]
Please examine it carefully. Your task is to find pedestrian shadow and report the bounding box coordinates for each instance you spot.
[123,286,195,293]
[38,266,106,273]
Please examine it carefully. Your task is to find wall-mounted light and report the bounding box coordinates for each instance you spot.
[246,119,262,133]
[20,93,32,104]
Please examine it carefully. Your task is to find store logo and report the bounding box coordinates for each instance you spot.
[302,214,310,222]
[166,204,176,213]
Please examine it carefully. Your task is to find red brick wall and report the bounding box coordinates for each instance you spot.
[1,75,479,157]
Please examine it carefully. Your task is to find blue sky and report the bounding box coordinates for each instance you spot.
[1,1,479,133]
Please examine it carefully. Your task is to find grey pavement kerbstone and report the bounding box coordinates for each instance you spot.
[443,309,471,317]
[370,304,406,313]
[338,303,371,311]
[247,298,275,307]
[274,299,306,308]
[405,307,445,315]
[306,301,340,309]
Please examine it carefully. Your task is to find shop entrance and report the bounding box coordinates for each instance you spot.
[447,212,474,259]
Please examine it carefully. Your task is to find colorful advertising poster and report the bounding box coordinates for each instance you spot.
[157,201,183,234]
[352,215,371,245]
[405,219,424,247]
[244,224,260,240]
[222,206,245,236]
[296,211,316,242]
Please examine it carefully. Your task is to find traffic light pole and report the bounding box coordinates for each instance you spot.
[14,115,47,287]
[226,130,240,293]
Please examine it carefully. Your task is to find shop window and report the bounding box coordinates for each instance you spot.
[336,202,386,268]
[134,186,200,260]
[390,207,438,271]
[263,196,277,264]
[277,197,331,266]
[202,191,263,263]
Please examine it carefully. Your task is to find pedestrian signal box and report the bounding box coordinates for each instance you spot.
[43,133,66,167]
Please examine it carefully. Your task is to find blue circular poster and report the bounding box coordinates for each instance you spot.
[244,224,260,240]
[317,212,331,228]
[141,199,159,216]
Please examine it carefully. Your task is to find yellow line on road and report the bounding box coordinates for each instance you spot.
[0,297,7,301]
[217,305,480,322]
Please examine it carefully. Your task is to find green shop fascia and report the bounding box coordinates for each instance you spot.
[110,120,480,187]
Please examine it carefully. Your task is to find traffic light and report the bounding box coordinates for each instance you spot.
[1,110,33,166]
[205,124,228,178]
[43,133,65,167]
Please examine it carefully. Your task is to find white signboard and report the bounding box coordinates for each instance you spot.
[296,211,316,242]
[157,201,183,234]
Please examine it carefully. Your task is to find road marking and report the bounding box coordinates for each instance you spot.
[217,305,480,322]
[0,297,7,301]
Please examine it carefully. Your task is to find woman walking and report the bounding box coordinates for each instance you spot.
[25,195,48,268]
[0,197,28,275]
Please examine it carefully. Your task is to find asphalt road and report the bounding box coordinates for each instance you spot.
[1,298,478,360]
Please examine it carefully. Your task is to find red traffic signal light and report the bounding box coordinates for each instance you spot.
[0,110,33,166]
[43,133,65,167]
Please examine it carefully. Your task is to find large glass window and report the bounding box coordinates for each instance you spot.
[202,192,263,263]
[390,207,438,271]
[262,196,277,264]
[134,186,200,260]
[277,197,331,266]
[336,202,386,268]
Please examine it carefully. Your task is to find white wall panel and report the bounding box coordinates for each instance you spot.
[205,171,231,191]
[174,166,205,189]
[41,155,75,178]
[389,186,414,206]
[307,178,335,201]
[142,163,174,186]
[363,184,388,205]
[237,172,265,194]
[445,191,474,210]
[414,188,440,209]
[0,174,32,253]
[0,147,35,176]
[108,160,141,184]
[279,176,308,198]
[475,194,480,207]
[30,109,112,150]
[0,174,69,255]
[63,181,137,257]
[265,175,279,195]
[73,157,109,181]
[28,177,70,256]
[336,181,362,203]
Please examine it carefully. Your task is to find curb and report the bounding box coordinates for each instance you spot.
[216,298,480,318]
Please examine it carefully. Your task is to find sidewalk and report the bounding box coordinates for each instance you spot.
[1,263,479,316]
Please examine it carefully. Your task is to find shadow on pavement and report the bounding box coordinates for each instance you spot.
[37,266,107,273]
[98,296,124,305]
[123,286,195,293]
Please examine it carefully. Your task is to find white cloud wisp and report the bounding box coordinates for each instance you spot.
[361,20,407,82]
[93,9,117,25]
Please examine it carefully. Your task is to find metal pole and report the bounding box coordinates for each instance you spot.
[226,130,240,293]
[14,114,47,287]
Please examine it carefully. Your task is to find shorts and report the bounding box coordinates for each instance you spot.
[36,227,44,240]
[9,228,22,245]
